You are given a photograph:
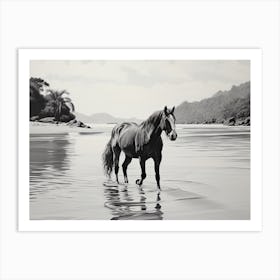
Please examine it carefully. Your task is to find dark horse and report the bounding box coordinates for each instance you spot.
[102,106,177,190]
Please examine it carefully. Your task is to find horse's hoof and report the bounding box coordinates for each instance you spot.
[136,179,142,185]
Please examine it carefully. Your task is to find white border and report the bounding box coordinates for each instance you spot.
[18,49,262,231]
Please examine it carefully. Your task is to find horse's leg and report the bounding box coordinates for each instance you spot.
[122,156,132,184]
[153,153,162,190]
[113,146,121,184]
[136,157,146,186]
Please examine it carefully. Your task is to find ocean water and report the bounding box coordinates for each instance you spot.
[30,124,250,220]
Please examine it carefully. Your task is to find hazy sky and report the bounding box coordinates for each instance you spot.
[30,60,250,119]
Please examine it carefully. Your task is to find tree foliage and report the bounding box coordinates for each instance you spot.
[175,82,250,125]
[30,77,49,116]
[30,77,76,122]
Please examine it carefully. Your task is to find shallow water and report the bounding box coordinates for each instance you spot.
[30,124,250,220]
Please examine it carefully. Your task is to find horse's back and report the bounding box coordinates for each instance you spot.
[112,122,139,157]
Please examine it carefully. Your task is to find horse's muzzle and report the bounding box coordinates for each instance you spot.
[169,131,177,141]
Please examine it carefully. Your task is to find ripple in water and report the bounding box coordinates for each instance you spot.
[30,125,250,220]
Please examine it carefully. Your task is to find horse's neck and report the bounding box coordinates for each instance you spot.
[151,125,162,139]
[139,112,163,143]
[143,122,162,141]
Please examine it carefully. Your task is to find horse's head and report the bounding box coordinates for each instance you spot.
[161,106,177,141]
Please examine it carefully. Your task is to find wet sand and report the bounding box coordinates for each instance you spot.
[30,124,250,220]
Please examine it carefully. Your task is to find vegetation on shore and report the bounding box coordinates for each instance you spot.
[30,77,250,127]
[175,81,250,126]
[30,77,90,128]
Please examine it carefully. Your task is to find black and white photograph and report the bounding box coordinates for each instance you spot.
[28,57,252,221]
[2,1,280,279]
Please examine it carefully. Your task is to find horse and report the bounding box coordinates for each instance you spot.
[102,106,177,190]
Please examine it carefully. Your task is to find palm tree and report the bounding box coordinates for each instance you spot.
[46,89,75,122]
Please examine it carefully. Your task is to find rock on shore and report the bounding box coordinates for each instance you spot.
[67,119,91,128]
[30,116,91,128]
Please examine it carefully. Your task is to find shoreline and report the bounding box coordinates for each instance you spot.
[30,121,102,135]
[30,121,250,136]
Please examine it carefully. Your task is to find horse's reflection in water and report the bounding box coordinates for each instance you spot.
[104,184,163,220]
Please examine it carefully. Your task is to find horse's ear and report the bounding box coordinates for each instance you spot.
[164,106,168,115]
[171,106,175,114]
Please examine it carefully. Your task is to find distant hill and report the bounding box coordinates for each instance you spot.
[75,112,142,124]
[175,81,250,125]
[75,81,250,126]
[74,112,94,123]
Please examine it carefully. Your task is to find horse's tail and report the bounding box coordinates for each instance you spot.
[102,133,114,177]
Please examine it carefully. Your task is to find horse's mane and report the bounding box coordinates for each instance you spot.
[135,110,163,153]
[140,110,163,130]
